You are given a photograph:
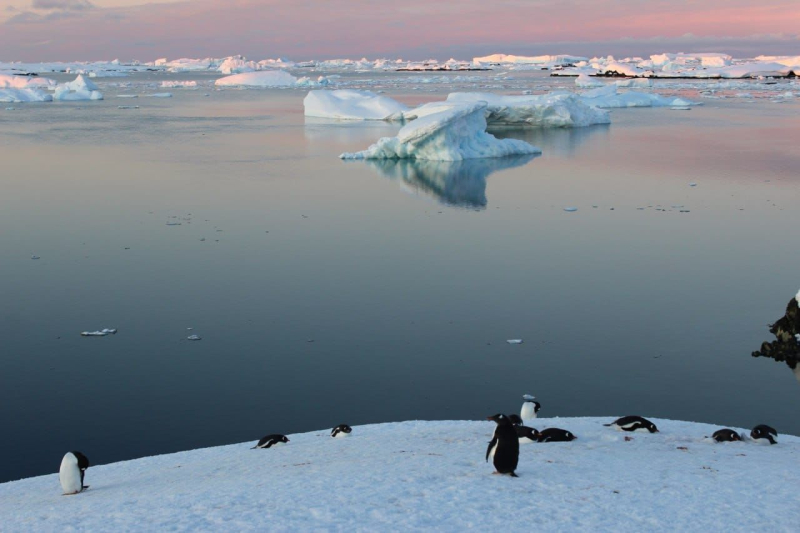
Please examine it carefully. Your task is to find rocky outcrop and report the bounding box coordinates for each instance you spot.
[752,297,800,369]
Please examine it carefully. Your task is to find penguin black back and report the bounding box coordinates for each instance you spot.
[515,425,540,443]
[72,451,90,487]
[604,416,659,433]
[711,429,741,443]
[331,424,352,438]
[486,414,519,477]
[252,434,289,449]
[537,428,577,442]
[751,424,778,444]
[509,414,523,426]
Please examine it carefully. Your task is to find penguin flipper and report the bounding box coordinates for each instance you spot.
[486,437,498,462]
[603,423,613,427]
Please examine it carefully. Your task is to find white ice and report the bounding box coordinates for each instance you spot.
[3,418,798,531]
[304,90,409,120]
[215,70,298,87]
[340,102,540,161]
[53,75,103,101]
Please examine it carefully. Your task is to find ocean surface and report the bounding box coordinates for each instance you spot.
[1,71,799,483]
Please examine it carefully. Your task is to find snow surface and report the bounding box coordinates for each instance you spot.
[340,102,540,161]
[2,418,797,531]
[215,70,298,87]
[303,90,409,121]
[444,92,610,127]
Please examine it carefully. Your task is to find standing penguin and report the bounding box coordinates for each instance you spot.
[486,414,519,477]
[252,434,289,449]
[750,424,778,444]
[331,424,352,438]
[59,451,90,495]
[520,394,541,421]
[604,416,659,433]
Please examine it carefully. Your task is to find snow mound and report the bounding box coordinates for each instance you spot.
[303,90,409,120]
[1,418,797,531]
[444,92,611,128]
[580,85,697,108]
[54,75,103,101]
[215,70,298,87]
[340,102,541,161]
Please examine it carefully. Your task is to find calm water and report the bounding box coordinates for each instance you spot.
[2,72,799,483]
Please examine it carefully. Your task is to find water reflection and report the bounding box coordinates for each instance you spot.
[303,117,400,145]
[356,154,537,209]
[490,124,610,157]
[752,296,800,382]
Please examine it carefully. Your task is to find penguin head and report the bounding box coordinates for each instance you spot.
[751,426,777,444]
[533,401,541,413]
[331,424,352,437]
[646,422,659,433]
[488,414,511,425]
[508,414,523,426]
[280,436,290,444]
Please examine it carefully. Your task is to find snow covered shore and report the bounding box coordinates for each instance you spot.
[1,418,797,531]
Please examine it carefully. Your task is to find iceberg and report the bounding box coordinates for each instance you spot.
[215,70,298,87]
[579,85,697,108]
[443,92,611,128]
[304,90,409,121]
[340,102,540,161]
[53,75,103,101]
[0,87,53,103]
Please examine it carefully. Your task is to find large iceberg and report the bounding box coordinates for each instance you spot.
[304,90,409,121]
[340,102,540,161]
[579,85,696,108]
[53,75,103,101]
[215,70,298,87]
[443,92,610,128]
[0,87,53,103]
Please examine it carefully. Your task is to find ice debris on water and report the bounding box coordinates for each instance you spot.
[81,328,118,337]
[31,255,40,260]
[166,221,182,226]
[563,207,578,212]
[507,339,524,344]
[690,182,697,187]
[187,335,202,341]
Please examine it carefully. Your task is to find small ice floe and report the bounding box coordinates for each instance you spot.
[5,106,15,110]
[148,92,173,98]
[117,95,138,98]
[507,339,524,344]
[118,106,139,109]
[81,328,117,337]
[563,207,578,212]
[670,106,692,110]
[187,334,202,341]
[166,221,182,226]
[690,182,698,187]
[31,255,40,260]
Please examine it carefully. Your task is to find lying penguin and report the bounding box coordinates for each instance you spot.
[536,428,577,442]
[252,434,289,449]
[750,424,778,445]
[508,414,539,443]
[331,424,352,438]
[604,416,659,433]
[710,429,742,442]
[59,451,90,495]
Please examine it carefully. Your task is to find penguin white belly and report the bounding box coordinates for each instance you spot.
[59,453,82,495]
[519,437,534,444]
[520,403,537,421]
[488,441,498,458]
[333,431,349,438]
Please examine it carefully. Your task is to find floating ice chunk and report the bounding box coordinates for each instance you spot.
[147,92,172,98]
[166,221,182,226]
[507,339,524,344]
[53,75,103,101]
[443,92,610,127]
[340,102,540,161]
[187,335,202,341]
[118,106,139,109]
[117,94,138,98]
[575,73,603,88]
[690,182,697,187]
[564,207,578,212]
[0,74,56,89]
[81,328,118,337]
[31,255,40,260]
[304,90,409,120]
[215,70,298,87]
[615,78,653,88]
[580,85,697,108]
[161,81,197,88]
[522,393,535,400]
[0,87,53,103]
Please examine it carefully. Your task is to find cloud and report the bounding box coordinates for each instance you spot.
[31,0,95,11]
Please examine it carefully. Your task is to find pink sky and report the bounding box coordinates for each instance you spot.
[1,0,798,61]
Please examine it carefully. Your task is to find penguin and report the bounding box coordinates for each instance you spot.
[516,425,540,444]
[604,416,658,433]
[331,424,352,438]
[252,434,289,449]
[750,424,778,445]
[508,414,523,426]
[537,428,577,442]
[486,414,519,477]
[710,429,741,443]
[520,394,541,421]
[59,451,90,495]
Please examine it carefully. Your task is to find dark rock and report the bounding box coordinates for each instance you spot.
[752,297,800,369]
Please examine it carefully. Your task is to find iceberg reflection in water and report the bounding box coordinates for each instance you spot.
[358,154,537,209]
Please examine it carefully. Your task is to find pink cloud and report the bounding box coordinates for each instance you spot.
[1,0,798,61]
